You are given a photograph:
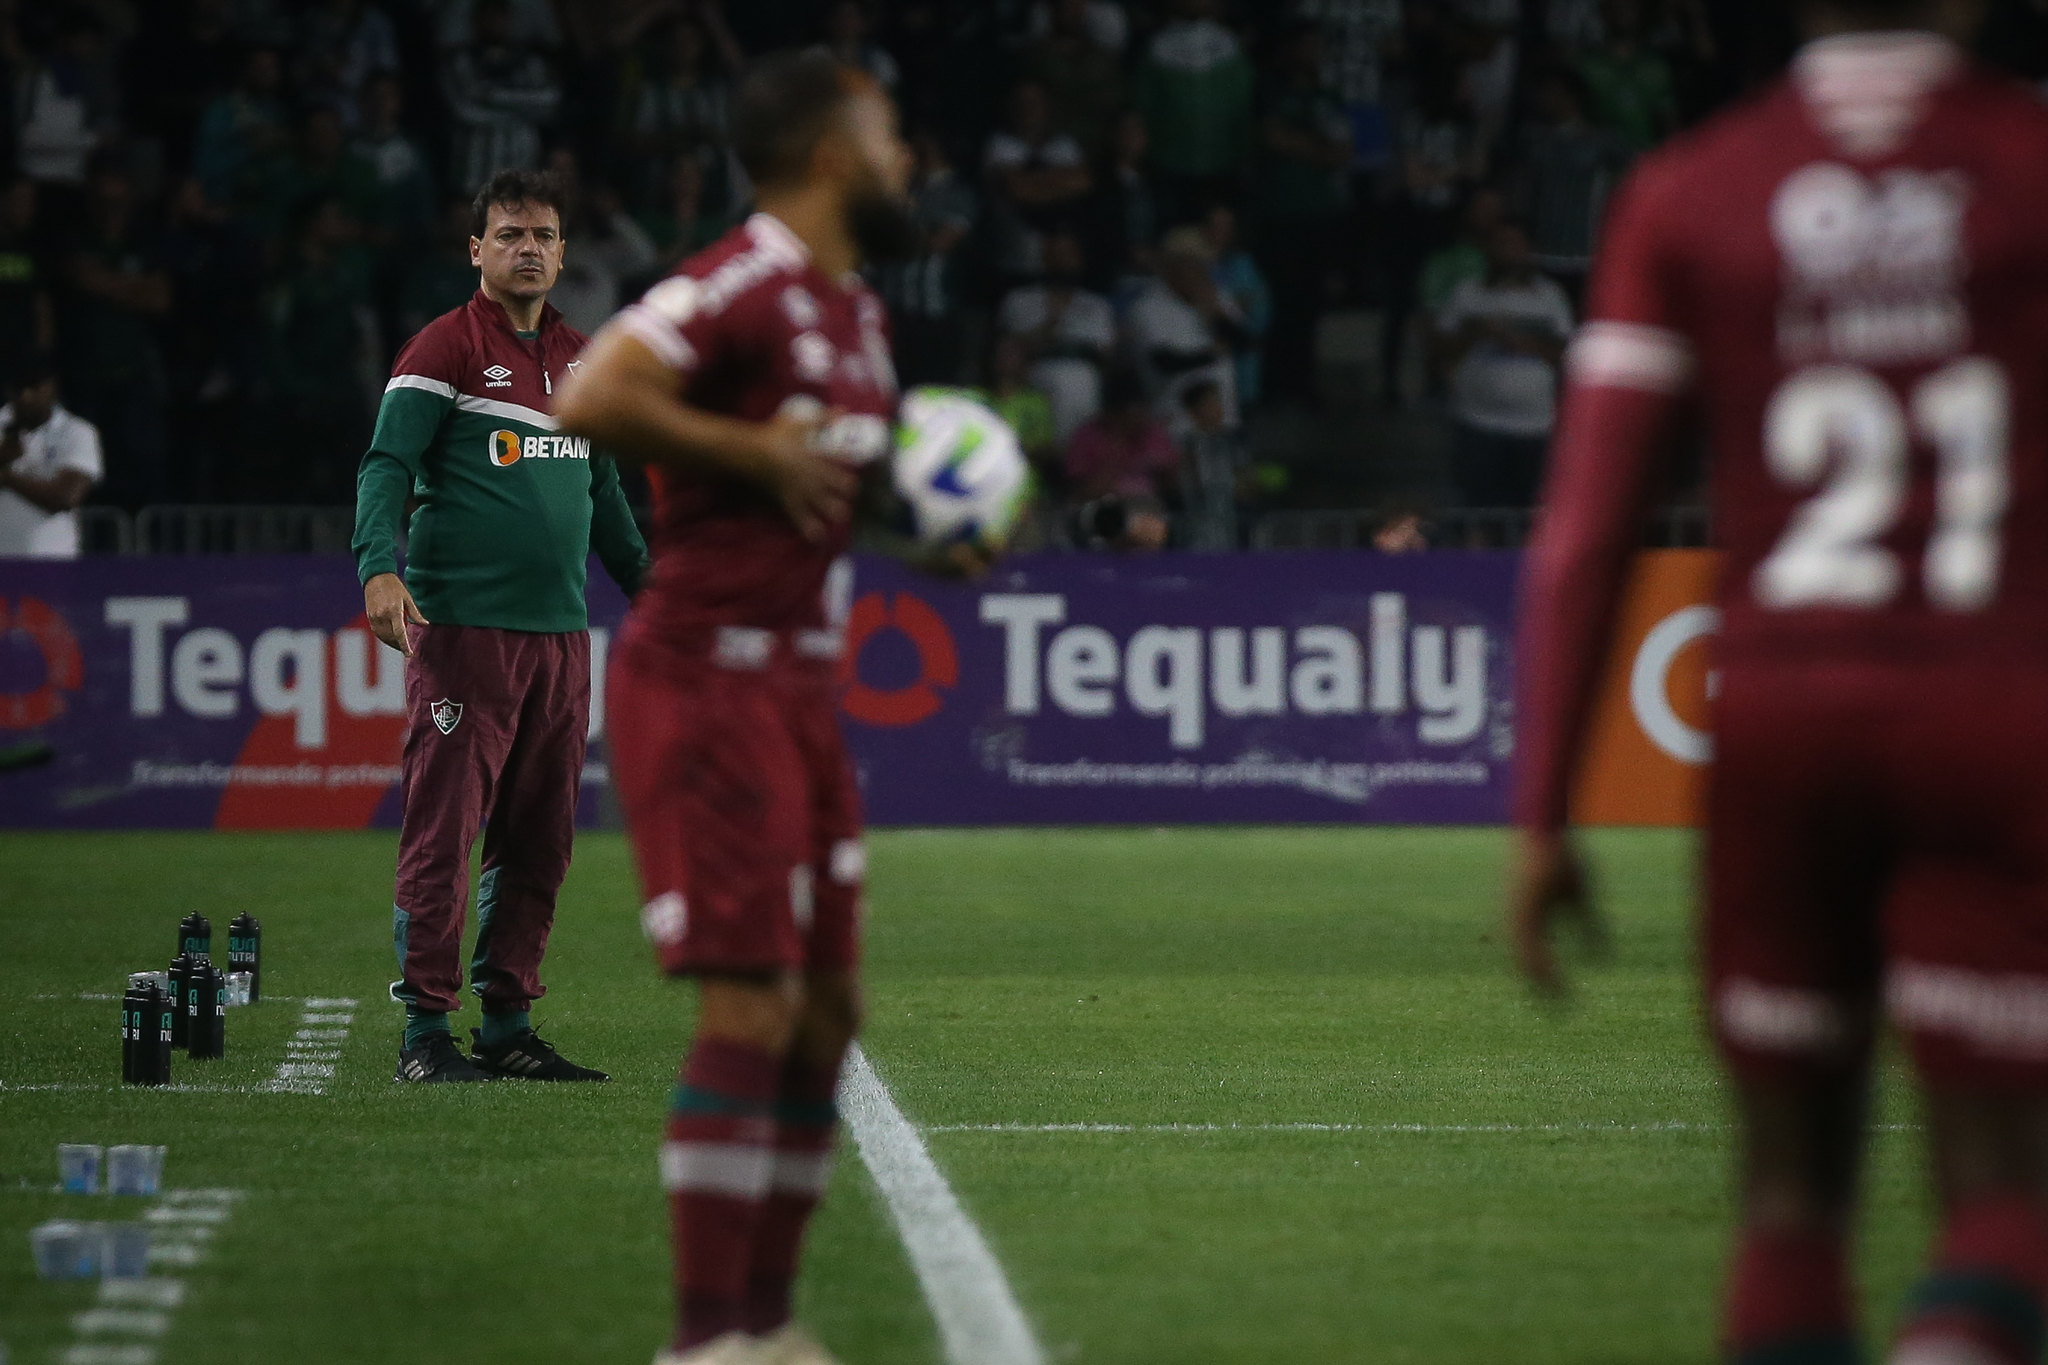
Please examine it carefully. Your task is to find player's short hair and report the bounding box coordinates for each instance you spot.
[469,169,569,240]
[730,49,874,189]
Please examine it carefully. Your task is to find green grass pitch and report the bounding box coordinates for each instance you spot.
[3,828,1934,1363]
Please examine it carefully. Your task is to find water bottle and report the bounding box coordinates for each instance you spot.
[145,977,173,1085]
[228,914,261,1001]
[187,961,225,1060]
[120,976,148,1083]
[176,913,211,960]
[167,954,194,1047]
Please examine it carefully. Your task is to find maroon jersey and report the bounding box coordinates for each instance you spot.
[1518,33,2048,827]
[614,212,897,659]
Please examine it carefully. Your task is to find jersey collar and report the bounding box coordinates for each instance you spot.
[469,287,564,341]
[1794,31,1965,157]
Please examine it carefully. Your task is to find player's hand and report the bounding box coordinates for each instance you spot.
[1507,829,1607,998]
[755,409,858,542]
[364,573,428,658]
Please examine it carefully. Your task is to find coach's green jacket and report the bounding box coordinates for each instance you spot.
[351,290,649,633]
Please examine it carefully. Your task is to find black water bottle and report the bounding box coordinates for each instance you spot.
[187,960,225,1060]
[168,953,194,1047]
[145,977,174,1085]
[121,975,148,1083]
[177,912,211,960]
[228,913,261,1001]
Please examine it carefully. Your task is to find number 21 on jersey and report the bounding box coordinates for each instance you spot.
[1756,357,2010,613]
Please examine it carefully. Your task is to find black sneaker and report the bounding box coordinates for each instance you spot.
[469,1028,610,1081]
[394,1030,493,1083]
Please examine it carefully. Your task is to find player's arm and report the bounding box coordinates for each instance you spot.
[587,452,651,597]
[352,369,448,656]
[0,422,93,512]
[554,319,855,542]
[1509,169,1695,995]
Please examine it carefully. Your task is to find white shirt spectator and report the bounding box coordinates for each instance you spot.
[1126,280,1240,429]
[550,211,659,336]
[0,404,103,558]
[984,129,1088,275]
[997,284,1116,443]
[1437,275,1574,438]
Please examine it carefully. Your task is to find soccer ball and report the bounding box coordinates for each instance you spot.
[889,387,1033,553]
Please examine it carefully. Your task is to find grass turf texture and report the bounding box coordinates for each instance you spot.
[2,828,1930,1364]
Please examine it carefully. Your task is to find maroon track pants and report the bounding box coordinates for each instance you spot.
[390,624,590,1016]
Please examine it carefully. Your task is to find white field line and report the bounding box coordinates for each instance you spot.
[259,997,358,1095]
[55,1187,243,1365]
[840,1045,1045,1365]
[922,1120,1922,1135]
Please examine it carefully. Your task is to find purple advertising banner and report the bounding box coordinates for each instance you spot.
[0,552,1517,829]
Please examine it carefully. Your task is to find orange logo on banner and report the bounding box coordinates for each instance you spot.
[1571,550,1720,827]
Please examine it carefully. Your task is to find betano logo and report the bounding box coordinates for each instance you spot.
[488,430,591,467]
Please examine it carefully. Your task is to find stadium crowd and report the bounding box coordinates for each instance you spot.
[3,0,2046,550]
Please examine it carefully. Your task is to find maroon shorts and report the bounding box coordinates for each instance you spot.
[1706,657,2048,1088]
[607,639,863,976]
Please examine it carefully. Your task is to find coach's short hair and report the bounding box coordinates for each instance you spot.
[731,49,872,189]
[469,169,570,239]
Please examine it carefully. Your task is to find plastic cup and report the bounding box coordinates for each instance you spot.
[57,1143,103,1194]
[105,1145,166,1197]
[226,972,253,1007]
[29,1221,97,1279]
[101,1223,151,1278]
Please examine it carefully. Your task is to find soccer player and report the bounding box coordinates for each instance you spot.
[1510,2,2048,1361]
[352,169,650,1084]
[553,52,915,1365]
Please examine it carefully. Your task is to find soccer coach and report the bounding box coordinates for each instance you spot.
[352,169,649,1084]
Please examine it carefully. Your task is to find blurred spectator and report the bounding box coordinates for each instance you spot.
[879,128,976,388]
[1089,109,1157,297]
[62,161,170,505]
[1433,219,1572,508]
[401,197,483,339]
[1385,59,1483,401]
[192,45,289,209]
[984,334,1057,466]
[161,176,263,497]
[1065,369,1175,552]
[1507,67,1627,281]
[1200,204,1269,410]
[1460,11,1520,151]
[822,1,899,91]
[441,0,562,191]
[1177,376,1248,550]
[1257,23,1350,405]
[1578,0,1680,153]
[983,78,1090,281]
[0,176,52,387]
[353,73,437,251]
[997,227,1115,443]
[639,152,735,269]
[1127,226,1242,429]
[544,150,657,336]
[0,359,101,558]
[18,11,121,186]
[1016,0,1123,159]
[434,0,562,51]
[1417,185,1502,327]
[1134,0,1254,217]
[1372,500,1432,554]
[1023,0,1128,54]
[1298,0,1403,110]
[258,196,376,500]
[295,0,400,129]
[623,9,744,181]
[267,106,378,240]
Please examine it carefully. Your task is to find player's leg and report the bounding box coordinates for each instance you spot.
[1707,668,1887,1363]
[391,624,515,1081]
[1881,685,2048,1365]
[746,683,866,1357]
[611,653,814,1357]
[468,630,607,1079]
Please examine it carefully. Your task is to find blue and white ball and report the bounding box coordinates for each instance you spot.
[890,387,1033,553]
